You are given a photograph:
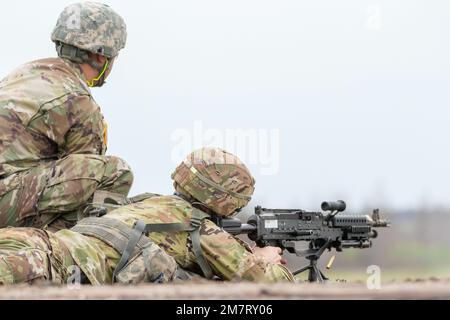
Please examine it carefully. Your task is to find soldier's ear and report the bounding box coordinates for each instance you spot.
[96,54,108,64]
[88,52,107,65]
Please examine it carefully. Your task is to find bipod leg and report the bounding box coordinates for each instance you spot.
[293,264,310,276]
[293,239,332,283]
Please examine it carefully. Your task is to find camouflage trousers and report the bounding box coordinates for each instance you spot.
[0,154,134,232]
[0,228,75,285]
[0,227,186,286]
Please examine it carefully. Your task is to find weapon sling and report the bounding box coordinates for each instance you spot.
[142,208,214,280]
[72,208,214,281]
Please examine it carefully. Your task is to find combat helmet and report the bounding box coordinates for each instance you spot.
[51,2,126,59]
[51,1,126,86]
[172,148,256,217]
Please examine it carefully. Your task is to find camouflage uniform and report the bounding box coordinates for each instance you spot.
[0,3,133,231]
[96,195,294,282]
[0,148,294,285]
[0,196,293,285]
[0,58,133,231]
[0,228,75,285]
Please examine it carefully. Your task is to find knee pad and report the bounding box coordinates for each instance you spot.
[105,156,133,177]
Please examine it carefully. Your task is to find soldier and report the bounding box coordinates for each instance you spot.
[0,148,294,285]
[0,2,133,231]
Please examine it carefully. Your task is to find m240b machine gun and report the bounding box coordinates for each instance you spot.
[218,201,390,283]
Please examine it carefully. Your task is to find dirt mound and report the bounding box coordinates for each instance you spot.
[1,280,450,300]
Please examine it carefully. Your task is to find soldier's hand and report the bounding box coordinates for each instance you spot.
[253,246,287,265]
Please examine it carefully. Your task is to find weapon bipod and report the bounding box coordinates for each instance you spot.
[293,255,328,282]
[292,239,331,283]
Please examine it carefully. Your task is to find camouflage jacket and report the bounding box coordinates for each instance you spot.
[56,195,294,284]
[0,58,107,181]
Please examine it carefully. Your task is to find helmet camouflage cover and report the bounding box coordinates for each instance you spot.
[51,2,127,58]
[172,148,256,217]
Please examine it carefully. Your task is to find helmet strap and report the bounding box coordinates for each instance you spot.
[86,59,109,88]
[55,42,110,87]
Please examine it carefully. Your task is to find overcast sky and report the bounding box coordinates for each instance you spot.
[1,0,448,213]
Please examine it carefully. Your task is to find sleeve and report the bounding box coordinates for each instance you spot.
[28,93,106,157]
[199,219,295,283]
[62,94,106,156]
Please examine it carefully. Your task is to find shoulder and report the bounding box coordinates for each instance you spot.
[108,195,194,223]
[138,195,194,213]
[1,58,93,107]
[37,58,91,94]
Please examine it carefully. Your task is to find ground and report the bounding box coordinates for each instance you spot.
[1,280,449,300]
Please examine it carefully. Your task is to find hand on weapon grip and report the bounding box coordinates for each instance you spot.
[253,246,287,265]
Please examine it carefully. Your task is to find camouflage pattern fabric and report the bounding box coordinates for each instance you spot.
[86,195,294,283]
[0,58,104,173]
[172,148,256,217]
[0,58,133,231]
[2,154,132,231]
[51,2,127,59]
[0,228,75,285]
[0,225,183,286]
[0,196,293,285]
[115,242,179,284]
[55,229,112,285]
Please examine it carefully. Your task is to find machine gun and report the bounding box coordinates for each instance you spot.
[217,201,390,283]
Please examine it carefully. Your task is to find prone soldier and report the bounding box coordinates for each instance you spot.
[0,148,294,285]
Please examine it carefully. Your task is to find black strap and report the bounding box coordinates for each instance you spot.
[143,208,214,280]
[74,208,215,281]
[190,216,214,279]
[112,220,147,280]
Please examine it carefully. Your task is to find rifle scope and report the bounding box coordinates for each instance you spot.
[321,200,346,212]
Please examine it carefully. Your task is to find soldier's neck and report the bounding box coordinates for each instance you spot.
[79,63,99,82]
[174,192,215,216]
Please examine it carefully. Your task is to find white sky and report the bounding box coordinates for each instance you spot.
[1,0,449,212]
